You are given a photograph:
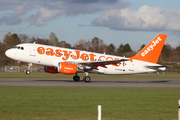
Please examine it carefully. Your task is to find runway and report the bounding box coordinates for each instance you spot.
[0,78,180,88]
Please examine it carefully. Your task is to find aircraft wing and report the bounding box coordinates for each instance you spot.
[68,59,129,69]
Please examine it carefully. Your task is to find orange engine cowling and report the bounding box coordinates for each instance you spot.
[44,62,77,74]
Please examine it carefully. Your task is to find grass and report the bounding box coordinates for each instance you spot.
[0,72,180,119]
[0,87,179,120]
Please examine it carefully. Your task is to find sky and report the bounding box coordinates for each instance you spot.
[0,0,180,51]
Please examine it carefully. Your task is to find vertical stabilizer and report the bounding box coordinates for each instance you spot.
[131,34,167,63]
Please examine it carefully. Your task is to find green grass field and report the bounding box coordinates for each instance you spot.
[0,87,179,120]
[0,72,180,120]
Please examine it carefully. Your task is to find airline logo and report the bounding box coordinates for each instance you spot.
[141,37,162,57]
[64,67,74,70]
[37,46,120,62]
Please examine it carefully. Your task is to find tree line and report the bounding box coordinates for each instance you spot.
[0,32,180,68]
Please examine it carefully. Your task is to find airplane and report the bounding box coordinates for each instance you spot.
[5,34,167,82]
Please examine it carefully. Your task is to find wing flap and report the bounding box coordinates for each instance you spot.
[78,59,129,68]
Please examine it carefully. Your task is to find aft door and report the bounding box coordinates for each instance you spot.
[129,61,134,71]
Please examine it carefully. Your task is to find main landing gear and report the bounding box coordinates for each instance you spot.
[73,72,91,82]
[73,73,80,81]
[83,72,91,82]
[26,63,32,75]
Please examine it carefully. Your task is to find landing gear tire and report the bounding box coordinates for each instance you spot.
[83,76,91,82]
[26,63,32,75]
[26,70,31,75]
[73,75,80,81]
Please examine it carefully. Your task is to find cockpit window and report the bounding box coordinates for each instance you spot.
[13,46,24,50]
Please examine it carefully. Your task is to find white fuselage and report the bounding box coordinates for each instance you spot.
[5,43,162,75]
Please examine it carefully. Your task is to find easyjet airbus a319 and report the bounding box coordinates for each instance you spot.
[5,34,167,82]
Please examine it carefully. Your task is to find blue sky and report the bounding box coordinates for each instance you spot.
[0,0,180,51]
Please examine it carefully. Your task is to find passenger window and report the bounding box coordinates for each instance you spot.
[21,47,24,50]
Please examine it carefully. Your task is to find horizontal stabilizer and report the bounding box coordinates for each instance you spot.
[145,65,171,71]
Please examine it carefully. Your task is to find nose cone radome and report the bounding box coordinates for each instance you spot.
[5,49,11,58]
[5,49,22,61]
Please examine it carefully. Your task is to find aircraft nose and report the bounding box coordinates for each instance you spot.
[5,49,21,61]
[5,49,12,58]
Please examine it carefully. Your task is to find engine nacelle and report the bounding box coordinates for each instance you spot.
[44,62,78,74]
[44,66,59,73]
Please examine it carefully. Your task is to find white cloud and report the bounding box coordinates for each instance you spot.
[0,0,130,26]
[0,0,36,25]
[29,7,63,26]
[1,0,180,38]
[92,5,180,33]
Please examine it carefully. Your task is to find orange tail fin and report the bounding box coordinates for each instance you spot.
[130,34,167,63]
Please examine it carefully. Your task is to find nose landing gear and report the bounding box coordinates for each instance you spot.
[26,70,31,75]
[26,63,32,75]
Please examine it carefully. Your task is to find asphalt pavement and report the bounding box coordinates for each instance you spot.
[0,78,180,88]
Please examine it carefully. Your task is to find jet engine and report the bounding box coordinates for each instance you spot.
[44,62,78,74]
